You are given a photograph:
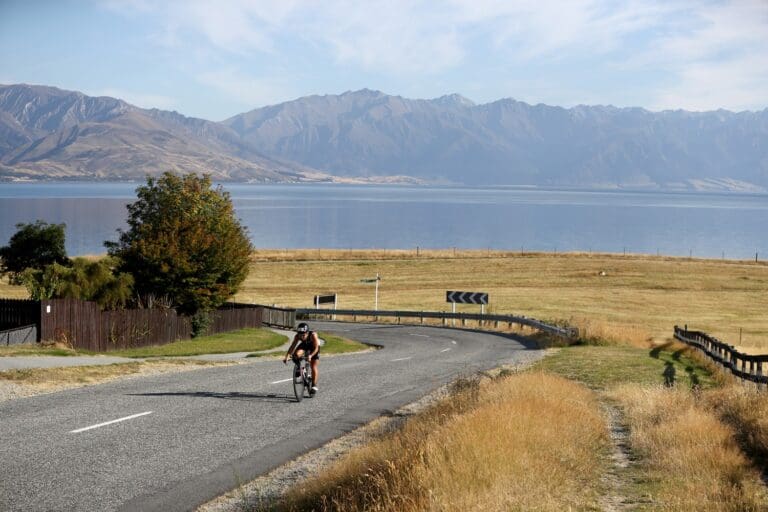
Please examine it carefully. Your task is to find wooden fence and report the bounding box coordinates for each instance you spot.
[0,299,39,331]
[674,325,768,386]
[37,299,275,351]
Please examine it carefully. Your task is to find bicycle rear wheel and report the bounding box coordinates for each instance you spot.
[293,362,305,402]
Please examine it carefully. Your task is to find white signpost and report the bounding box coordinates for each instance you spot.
[360,273,381,310]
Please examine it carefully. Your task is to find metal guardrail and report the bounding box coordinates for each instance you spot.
[296,308,578,340]
[0,324,37,346]
[674,325,768,385]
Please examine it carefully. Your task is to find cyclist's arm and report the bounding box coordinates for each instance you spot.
[283,336,300,363]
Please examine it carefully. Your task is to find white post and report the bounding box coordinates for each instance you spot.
[452,302,456,327]
[375,273,379,310]
[333,295,337,321]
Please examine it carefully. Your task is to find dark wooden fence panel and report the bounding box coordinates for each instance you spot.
[40,299,100,348]
[209,303,263,335]
[0,299,39,332]
[36,299,276,351]
[100,309,191,351]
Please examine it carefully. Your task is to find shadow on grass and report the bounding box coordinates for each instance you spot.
[652,343,702,389]
[128,391,296,403]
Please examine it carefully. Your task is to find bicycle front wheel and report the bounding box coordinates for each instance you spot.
[293,362,305,402]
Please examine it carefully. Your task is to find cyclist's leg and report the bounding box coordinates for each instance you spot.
[310,357,318,387]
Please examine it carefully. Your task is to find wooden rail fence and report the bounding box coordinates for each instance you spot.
[674,325,768,386]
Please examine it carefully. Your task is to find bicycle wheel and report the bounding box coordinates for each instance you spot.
[293,362,305,402]
[305,366,314,398]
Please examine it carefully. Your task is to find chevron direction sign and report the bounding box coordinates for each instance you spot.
[446,291,489,305]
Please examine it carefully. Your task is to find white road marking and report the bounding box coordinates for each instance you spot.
[70,411,153,434]
[271,378,293,384]
[450,340,457,345]
[391,357,413,362]
[410,334,429,338]
[440,348,451,353]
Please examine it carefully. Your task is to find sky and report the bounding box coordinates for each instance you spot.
[1,0,767,121]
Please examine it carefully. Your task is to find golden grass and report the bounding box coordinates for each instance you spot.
[280,372,610,512]
[232,250,768,352]
[703,385,768,462]
[609,385,768,511]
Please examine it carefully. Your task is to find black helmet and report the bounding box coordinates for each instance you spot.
[296,322,309,333]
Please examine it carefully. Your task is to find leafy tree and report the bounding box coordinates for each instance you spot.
[21,257,134,309]
[0,221,69,284]
[106,172,253,316]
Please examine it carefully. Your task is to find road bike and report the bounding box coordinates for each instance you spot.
[292,355,314,402]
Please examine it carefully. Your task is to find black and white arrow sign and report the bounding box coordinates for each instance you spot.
[446,291,489,305]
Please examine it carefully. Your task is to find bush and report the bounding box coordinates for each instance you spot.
[106,173,253,315]
[0,221,68,284]
[21,257,134,309]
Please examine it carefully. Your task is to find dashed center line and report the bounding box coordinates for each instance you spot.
[271,378,293,384]
[440,348,451,353]
[391,357,413,362]
[70,411,153,434]
[450,340,457,345]
[410,334,430,338]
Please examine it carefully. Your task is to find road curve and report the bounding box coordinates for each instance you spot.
[0,322,544,512]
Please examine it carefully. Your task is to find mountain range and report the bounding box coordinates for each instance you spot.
[2,83,767,191]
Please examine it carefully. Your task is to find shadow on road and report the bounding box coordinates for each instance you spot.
[127,391,295,403]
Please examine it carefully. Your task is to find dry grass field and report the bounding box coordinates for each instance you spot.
[237,250,768,353]
[280,373,611,512]
[3,249,766,352]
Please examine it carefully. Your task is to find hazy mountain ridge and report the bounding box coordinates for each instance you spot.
[0,84,319,182]
[225,91,768,190]
[1,84,767,191]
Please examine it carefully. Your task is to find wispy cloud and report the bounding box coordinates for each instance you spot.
[104,0,768,110]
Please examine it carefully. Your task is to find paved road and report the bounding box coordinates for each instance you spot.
[0,322,544,512]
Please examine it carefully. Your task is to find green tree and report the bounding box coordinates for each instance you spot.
[0,221,69,284]
[21,257,134,310]
[106,172,253,317]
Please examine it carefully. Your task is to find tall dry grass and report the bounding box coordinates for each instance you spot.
[704,385,768,464]
[280,373,609,512]
[609,385,767,511]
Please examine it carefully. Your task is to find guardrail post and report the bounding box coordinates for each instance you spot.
[758,362,765,390]
[461,318,466,327]
[442,317,447,326]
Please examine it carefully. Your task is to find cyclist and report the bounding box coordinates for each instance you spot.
[283,322,320,395]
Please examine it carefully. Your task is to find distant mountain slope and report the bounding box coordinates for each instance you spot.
[2,84,768,190]
[0,84,317,182]
[224,89,768,191]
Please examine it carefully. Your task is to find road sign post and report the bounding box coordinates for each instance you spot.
[446,291,489,323]
[313,293,337,319]
[360,273,381,310]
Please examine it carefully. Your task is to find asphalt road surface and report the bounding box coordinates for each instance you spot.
[0,322,544,512]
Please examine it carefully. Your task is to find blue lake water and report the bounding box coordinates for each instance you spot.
[0,182,766,259]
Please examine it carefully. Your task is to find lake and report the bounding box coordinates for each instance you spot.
[0,182,766,259]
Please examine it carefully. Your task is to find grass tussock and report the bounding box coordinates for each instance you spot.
[704,384,768,463]
[279,372,609,512]
[609,385,767,511]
